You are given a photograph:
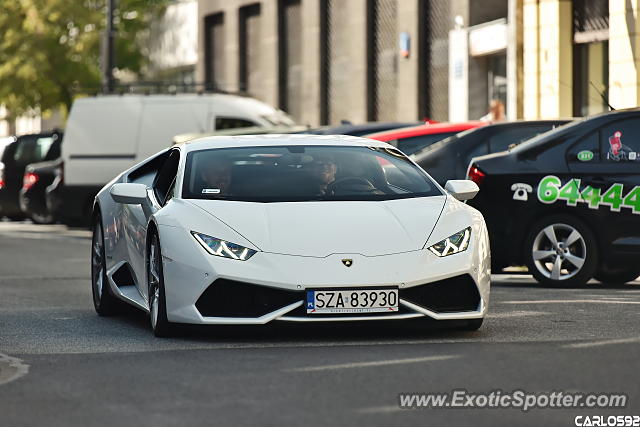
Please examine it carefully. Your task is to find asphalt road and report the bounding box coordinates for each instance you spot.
[0,221,639,427]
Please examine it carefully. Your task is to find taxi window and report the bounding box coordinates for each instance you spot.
[567,132,600,163]
[600,119,640,163]
[488,126,553,153]
[395,132,457,155]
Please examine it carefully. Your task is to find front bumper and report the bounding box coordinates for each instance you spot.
[158,224,491,325]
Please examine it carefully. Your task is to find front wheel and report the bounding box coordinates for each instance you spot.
[91,214,120,315]
[147,233,174,337]
[524,215,598,287]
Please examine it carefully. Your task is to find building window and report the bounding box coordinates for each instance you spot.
[204,13,225,90]
[239,4,262,96]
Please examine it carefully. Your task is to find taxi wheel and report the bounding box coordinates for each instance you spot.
[524,215,598,287]
[594,263,640,285]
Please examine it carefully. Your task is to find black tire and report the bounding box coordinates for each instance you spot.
[6,214,25,221]
[29,211,54,225]
[524,214,598,287]
[91,214,120,315]
[147,232,174,337]
[595,263,640,285]
[462,318,484,331]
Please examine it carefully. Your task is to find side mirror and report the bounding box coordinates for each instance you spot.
[110,183,149,205]
[444,180,479,201]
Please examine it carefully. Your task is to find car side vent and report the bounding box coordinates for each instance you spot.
[111,263,136,288]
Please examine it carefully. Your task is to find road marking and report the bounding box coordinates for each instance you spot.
[564,337,640,349]
[0,353,29,386]
[287,355,459,372]
[487,310,549,318]
[501,299,640,305]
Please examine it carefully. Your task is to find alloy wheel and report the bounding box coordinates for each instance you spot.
[148,238,161,330]
[531,223,586,281]
[92,223,104,300]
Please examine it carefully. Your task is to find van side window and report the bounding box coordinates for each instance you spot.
[215,117,257,130]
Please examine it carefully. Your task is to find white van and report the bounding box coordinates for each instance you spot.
[58,93,295,225]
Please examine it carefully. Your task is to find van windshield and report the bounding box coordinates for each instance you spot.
[182,145,442,202]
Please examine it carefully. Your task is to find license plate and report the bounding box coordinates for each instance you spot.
[306,288,399,314]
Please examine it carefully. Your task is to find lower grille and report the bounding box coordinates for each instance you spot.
[195,275,481,319]
[400,274,481,313]
[195,279,303,318]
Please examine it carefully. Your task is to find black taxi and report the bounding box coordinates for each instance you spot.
[467,109,640,286]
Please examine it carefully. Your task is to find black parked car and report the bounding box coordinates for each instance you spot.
[0,131,62,220]
[20,157,63,224]
[412,120,570,185]
[467,109,640,287]
[298,121,421,137]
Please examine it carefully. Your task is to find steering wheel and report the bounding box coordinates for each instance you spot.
[327,177,377,195]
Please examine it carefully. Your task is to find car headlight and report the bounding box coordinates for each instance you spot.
[428,227,471,257]
[191,231,257,261]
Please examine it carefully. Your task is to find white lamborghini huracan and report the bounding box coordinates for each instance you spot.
[91,135,490,336]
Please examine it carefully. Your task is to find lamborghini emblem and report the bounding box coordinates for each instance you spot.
[341,259,353,267]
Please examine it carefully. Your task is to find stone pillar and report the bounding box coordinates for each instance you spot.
[300,0,322,126]
[522,0,572,119]
[260,0,280,106]
[609,0,640,109]
[223,6,240,92]
[348,0,370,123]
[507,0,523,119]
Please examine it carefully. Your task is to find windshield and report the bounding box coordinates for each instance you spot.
[182,145,441,202]
[390,131,458,155]
[410,133,461,158]
[509,119,581,154]
[13,135,55,164]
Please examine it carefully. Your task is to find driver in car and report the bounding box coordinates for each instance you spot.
[309,155,338,196]
[200,156,232,196]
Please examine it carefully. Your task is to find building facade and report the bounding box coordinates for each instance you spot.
[197,0,640,126]
[522,0,640,119]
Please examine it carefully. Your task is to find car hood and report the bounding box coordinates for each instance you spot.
[185,196,447,257]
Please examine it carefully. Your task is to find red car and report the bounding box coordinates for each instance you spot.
[367,121,486,156]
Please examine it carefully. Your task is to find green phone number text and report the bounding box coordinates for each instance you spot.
[537,175,640,214]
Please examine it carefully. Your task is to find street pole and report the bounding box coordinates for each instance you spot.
[102,0,116,93]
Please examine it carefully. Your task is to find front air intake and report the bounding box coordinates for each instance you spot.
[400,274,481,313]
[195,279,303,318]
